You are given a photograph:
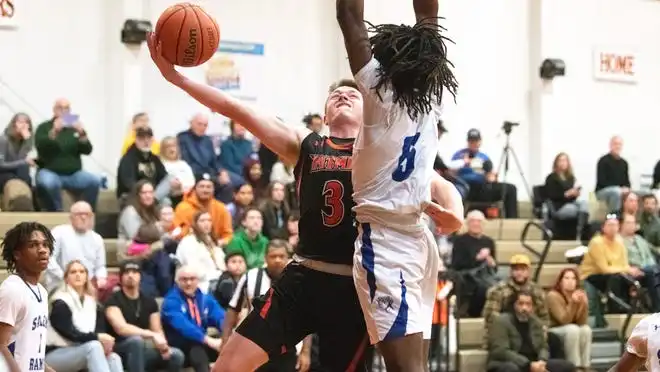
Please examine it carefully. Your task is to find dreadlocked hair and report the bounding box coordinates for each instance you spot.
[1,221,54,273]
[367,18,458,120]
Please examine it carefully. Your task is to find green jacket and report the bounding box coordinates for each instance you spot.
[640,212,660,247]
[487,312,549,371]
[34,119,92,175]
[225,229,269,269]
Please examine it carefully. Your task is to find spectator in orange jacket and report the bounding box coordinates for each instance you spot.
[173,173,233,246]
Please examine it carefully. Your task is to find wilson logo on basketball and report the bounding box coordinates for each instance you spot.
[0,0,15,18]
[183,28,198,66]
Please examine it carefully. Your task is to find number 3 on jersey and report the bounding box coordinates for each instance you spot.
[322,180,344,227]
[392,133,420,182]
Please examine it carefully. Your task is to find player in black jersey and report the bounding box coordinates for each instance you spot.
[148,32,369,371]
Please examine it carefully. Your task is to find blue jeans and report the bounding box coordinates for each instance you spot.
[113,336,184,372]
[36,168,100,211]
[45,340,123,372]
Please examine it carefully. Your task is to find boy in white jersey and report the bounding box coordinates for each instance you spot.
[0,222,55,372]
[610,312,660,371]
[337,0,462,371]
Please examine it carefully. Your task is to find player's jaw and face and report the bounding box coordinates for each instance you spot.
[15,230,51,274]
[324,86,363,133]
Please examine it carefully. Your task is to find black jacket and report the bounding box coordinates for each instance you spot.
[117,144,168,197]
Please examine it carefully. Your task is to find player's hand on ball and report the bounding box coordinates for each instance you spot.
[147,32,182,85]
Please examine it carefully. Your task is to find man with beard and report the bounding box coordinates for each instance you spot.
[222,240,312,372]
[481,255,564,359]
[487,290,575,372]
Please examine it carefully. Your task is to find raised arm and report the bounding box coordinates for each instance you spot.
[336,0,372,75]
[148,34,307,165]
[413,0,439,25]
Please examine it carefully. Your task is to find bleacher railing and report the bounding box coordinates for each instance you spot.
[520,221,552,282]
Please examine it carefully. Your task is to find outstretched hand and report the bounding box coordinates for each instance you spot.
[147,32,183,85]
[425,202,463,235]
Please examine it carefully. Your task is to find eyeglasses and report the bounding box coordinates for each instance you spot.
[179,276,198,282]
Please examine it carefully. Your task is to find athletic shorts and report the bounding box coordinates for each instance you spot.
[353,222,440,344]
[236,262,370,371]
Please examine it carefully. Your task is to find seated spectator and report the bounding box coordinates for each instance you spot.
[45,201,107,292]
[617,191,639,218]
[219,120,254,184]
[173,174,233,244]
[158,205,181,253]
[121,112,160,156]
[0,112,35,211]
[128,224,174,298]
[45,261,123,372]
[214,252,247,309]
[176,211,226,292]
[595,136,631,212]
[546,268,591,370]
[160,136,195,204]
[226,207,269,270]
[621,213,660,311]
[544,152,589,238]
[451,210,497,317]
[260,181,290,239]
[225,183,255,229]
[450,129,518,218]
[104,261,184,372]
[35,98,100,211]
[243,158,267,198]
[222,240,311,371]
[270,159,295,185]
[161,265,225,372]
[639,194,660,246]
[117,126,172,206]
[482,255,564,359]
[177,113,233,202]
[579,215,638,313]
[486,290,574,372]
[287,211,300,253]
[117,180,161,260]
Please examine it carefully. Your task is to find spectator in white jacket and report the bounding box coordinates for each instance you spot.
[45,201,108,293]
[160,136,195,197]
[269,160,295,185]
[175,211,226,293]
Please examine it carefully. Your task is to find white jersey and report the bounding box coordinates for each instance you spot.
[352,57,441,226]
[0,275,48,372]
[626,312,660,371]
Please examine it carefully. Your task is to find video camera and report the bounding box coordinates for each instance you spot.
[502,121,520,135]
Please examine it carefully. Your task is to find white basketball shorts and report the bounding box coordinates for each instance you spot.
[353,221,440,345]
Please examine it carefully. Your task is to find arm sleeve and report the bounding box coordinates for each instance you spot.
[354,57,390,107]
[626,315,650,358]
[227,274,248,311]
[0,283,24,327]
[49,300,98,343]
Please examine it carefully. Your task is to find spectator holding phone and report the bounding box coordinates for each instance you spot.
[0,112,36,211]
[34,98,101,211]
[544,152,589,240]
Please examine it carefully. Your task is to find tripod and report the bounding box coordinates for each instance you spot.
[495,128,532,238]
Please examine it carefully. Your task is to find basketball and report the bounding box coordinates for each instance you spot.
[154,3,220,67]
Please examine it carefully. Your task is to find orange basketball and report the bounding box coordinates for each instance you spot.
[154,3,220,67]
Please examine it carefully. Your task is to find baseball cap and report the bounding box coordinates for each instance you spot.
[509,254,531,267]
[195,172,213,186]
[467,128,481,141]
[119,260,141,275]
[135,126,154,138]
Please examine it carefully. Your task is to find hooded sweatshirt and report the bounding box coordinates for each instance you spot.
[172,190,233,242]
[0,121,33,173]
[225,229,269,269]
[116,144,168,197]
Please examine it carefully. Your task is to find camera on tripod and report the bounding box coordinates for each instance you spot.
[502,121,520,135]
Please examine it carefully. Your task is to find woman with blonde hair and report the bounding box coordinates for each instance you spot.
[544,152,590,239]
[45,260,123,372]
[176,211,226,293]
[546,267,592,371]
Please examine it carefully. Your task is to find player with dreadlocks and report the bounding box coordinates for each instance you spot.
[337,0,463,371]
[0,222,55,372]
